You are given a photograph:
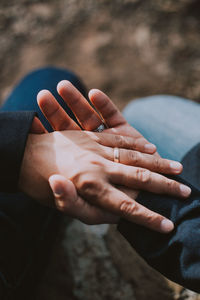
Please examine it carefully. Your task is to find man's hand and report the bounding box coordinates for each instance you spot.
[48,174,119,225]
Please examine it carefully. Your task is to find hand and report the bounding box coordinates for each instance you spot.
[29,112,133,225]
[21,129,190,233]
[37,80,157,154]
[29,117,119,225]
[48,174,119,225]
[37,83,188,179]
[36,81,191,232]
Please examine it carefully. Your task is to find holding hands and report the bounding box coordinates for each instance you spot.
[20,80,191,233]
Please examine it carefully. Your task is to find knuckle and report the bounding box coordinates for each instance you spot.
[143,212,160,227]
[119,200,136,216]
[114,135,124,147]
[167,179,178,192]
[134,137,143,149]
[144,213,164,230]
[78,175,97,194]
[76,172,106,201]
[132,137,139,148]
[128,151,140,165]
[153,157,161,170]
[135,168,151,183]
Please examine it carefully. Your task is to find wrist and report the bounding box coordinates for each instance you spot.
[18,133,53,204]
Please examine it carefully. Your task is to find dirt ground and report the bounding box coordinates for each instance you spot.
[0,0,200,299]
[0,0,200,110]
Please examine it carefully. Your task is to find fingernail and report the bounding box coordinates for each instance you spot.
[53,186,64,198]
[144,143,156,152]
[170,161,182,172]
[160,219,174,233]
[180,184,191,197]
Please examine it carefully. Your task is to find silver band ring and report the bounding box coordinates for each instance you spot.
[94,123,106,132]
[114,147,120,163]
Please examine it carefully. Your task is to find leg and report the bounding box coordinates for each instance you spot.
[0,67,87,299]
[123,95,200,162]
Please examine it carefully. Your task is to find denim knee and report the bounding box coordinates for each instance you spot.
[1,66,87,130]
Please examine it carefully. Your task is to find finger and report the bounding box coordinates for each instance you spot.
[37,90,80,131]
[57,80,103,130]
[88,89,157,154]
[95,145,183,175]
[76,176,174,233]
[30,116,47,134]
[106,162,191,198]
[89,89,126,127]
[85,131,157,155]
[49,175,118,224]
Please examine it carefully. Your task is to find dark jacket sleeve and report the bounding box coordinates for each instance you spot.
[0,111,35,193]
[118,143,200,293]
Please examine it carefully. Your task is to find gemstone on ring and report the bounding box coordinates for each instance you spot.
[94,123,106,132]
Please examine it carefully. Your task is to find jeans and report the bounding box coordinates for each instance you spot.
[123,95,200,162]
[1,67,87,131]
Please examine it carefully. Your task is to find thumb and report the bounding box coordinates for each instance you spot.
[48,174,78,210]
[49,174,119,224]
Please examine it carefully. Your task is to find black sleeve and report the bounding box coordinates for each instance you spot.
[118,144,200,293]
[0,111,35,193]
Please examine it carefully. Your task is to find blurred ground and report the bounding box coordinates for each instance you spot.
[1,0,200,299]
[0,0,200,109]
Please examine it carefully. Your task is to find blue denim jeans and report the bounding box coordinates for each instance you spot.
[1,67,87,130]
[123,95,200,162]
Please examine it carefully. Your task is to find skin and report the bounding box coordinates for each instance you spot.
[23,80,191,233]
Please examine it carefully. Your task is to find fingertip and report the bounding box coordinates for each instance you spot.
[49,174,64,183]
[169,161,183,174]
[57,80,72,93]
[37,90,53,109]
[88,89,101,99]
[49,175,77,200]
[49,175,66,210]
[48,175,66,196]
[88,89,106,106]
[37,89,51,101]
[160,219,174,233]
[144,143,157,154]
[180,184,191,198]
